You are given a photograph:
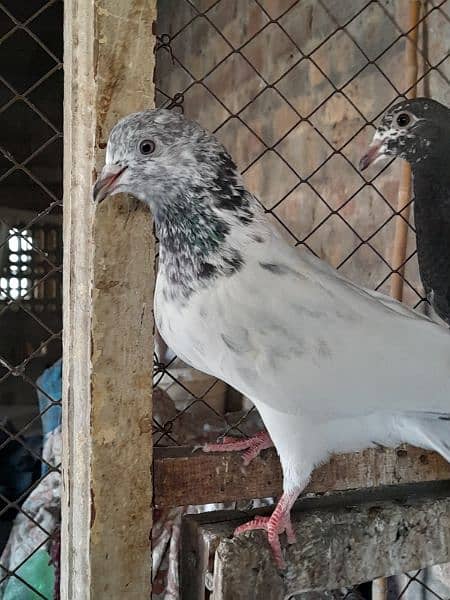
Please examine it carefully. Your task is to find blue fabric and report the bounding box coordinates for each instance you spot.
[36,359,62,475]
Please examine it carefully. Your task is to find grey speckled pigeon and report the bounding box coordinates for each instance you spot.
[361,97,450,325]
[94,109,450,569]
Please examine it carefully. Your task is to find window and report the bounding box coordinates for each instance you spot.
[0,228,33,300]
[0,225,62,310]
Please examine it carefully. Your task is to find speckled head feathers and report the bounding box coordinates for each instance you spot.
[364,98,450,169]
[95,109,260,300]
[106,109,214,166]
[98,109,242,216]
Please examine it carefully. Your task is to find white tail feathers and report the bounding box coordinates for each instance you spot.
[396,412,450,462]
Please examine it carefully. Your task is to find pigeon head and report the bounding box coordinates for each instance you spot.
[94,109,257,299]
[360,98,450,171]
[93,108,247,222]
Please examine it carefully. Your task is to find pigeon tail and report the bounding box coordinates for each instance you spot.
[397,412,450,462]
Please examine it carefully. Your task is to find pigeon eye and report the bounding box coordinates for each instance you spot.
[139,140,155,155]
[396,113,411,128]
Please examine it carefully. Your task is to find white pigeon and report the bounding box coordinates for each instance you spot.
[94,109,450,568]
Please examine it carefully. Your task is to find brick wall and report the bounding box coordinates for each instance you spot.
[156,0,449,308]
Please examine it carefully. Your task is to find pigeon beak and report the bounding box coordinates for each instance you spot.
[93,164,128,203]
[359,138,386,171]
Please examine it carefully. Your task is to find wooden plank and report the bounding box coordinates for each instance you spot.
[62,1,156,598]
[154,445,450,507]
[372,578,388,600]
[180,514,225,600]
[389,0,420,300]
[206,493,450,599]
[180,485,450,599]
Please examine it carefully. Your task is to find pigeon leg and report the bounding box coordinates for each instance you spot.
[202,431,273,465]
[284,517,297,545]
[234,488,300,569]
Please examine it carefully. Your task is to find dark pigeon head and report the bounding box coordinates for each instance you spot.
[360,98,450,171]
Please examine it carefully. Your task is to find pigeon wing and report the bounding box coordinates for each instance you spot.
[208,237,450,421]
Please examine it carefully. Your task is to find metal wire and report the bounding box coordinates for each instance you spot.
[0,0,446,597]
[153,0,449,434]
[0,0,62,596]
[154,0,450,595]
[394,569,449,600]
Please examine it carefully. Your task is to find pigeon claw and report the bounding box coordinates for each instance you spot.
[202,431,273,465]
[234,512,296,570]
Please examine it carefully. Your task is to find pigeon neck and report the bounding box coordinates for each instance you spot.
[155,186,257,302]
[412,160,450,206]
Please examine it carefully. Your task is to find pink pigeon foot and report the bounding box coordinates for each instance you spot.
[202,431,273,465]
[234,489,299,569]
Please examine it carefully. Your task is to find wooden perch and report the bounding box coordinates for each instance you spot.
[154,445,450,508]
[389,0,421,301]
[206,493,450,600]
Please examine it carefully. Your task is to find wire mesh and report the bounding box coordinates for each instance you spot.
[386,568,450,600]
[0,0,62,597]
[153,0,449,437]
[153,0,450,597]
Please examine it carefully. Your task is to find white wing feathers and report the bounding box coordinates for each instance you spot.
[198,236,450,420]
[160,230,450,424]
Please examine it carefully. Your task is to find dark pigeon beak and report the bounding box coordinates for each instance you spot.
[93,164,128,203]
[359,139,385,171]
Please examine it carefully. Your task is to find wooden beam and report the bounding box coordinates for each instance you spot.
[154,445,450,507]
[62,1,156,598]
[202,493,450,599]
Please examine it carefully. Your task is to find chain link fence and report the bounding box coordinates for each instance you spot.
[153,0,450,597]
[0,0,448,597]
[0,0,62,597]
[153,0,449,442]
[155,0,450,445]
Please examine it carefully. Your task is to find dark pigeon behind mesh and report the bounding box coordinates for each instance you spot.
[413,133,450,325]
